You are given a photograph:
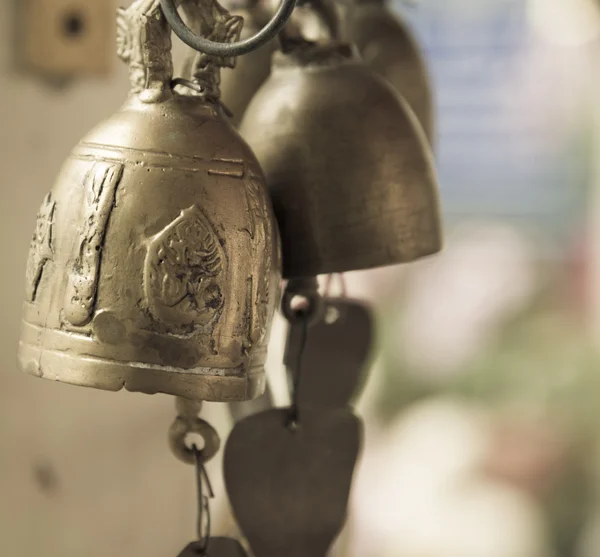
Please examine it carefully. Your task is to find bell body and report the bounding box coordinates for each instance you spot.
[19,94,281,401]
[219,7,275,126]
[340,1,435,144]
[240,44,441,278]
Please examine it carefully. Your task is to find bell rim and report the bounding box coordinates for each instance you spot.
[281,240,443,279]
[18,340,266,402]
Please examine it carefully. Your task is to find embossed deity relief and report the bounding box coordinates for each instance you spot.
[64,162,124,327]
[145,206,226,335]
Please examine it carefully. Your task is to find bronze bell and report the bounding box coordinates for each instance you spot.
[239,39,442,278]
[340,0,435,144]
[18,0,281,402]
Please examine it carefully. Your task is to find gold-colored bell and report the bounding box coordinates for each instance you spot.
[18,0,281,402]
[340,0,435,143]
[240,39,442,278]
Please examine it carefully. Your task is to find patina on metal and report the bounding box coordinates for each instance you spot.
[340,0,435,144]
[224,407,362,557]
[240,36,442,278]
[18,0,281,402]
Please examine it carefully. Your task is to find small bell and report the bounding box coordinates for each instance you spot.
[340,0,435,143]
[18,0,281,402]
[240,34,441,278]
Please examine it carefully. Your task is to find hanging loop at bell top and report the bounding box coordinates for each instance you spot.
[160,0,297,57]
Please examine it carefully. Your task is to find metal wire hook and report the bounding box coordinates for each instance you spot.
[160,0,298,57]
[193,445,215,554]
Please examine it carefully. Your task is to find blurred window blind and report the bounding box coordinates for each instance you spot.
[395,0,595,247]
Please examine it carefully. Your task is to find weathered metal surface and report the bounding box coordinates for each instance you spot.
[340,0,435,144]
[240,41,441,278]
[224,407,362,557]
[18,0,281,402]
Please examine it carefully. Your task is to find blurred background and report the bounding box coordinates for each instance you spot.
[1,0,600,556]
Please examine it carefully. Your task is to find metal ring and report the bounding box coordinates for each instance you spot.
[160,0,297,57]
[169,416,221,465]
[282,288,324,325]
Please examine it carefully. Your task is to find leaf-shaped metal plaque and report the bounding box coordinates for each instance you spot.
[285,298,374,409]
[224,407,362,557]
[144,205,225,333]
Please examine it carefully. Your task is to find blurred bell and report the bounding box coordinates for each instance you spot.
[18,0,281,402]
[340,0,435,144]
[240,37,441,278]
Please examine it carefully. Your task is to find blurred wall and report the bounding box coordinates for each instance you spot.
[0,3,240,557]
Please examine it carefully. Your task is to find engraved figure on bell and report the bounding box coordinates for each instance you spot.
[145,206,226,334]
[64,162,123,328]
[25,193,56,303]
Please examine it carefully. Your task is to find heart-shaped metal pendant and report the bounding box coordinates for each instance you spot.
[224,407,362,557]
